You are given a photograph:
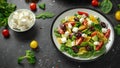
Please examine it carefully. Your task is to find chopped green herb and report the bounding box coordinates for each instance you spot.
[100,0,113,14]
[0,0,16,28]
[38,3,46,10]
[18,50,36,64]
[36,12,54,19]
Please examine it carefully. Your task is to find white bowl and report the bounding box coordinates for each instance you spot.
[8,9,36,32]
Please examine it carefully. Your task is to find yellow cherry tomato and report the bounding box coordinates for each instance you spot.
[30,40,38,49]
[115,11,120,21]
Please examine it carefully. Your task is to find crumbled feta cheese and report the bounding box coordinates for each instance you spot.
[81,14,86,18]
[65,31,70,37]
[94,15,98,19]
[94,41,99,45]
[71,41,75,46]
[79,18,84,23]
[82,33,87,38]
[72,27,79,33]
[68,23,72,29]
[65,16,69,21]
[61,37,67,43]
[102,28,107,33]
[88,20,92,26]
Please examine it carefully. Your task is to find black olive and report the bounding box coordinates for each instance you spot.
[74,17,79,22]
[75,31,82,38]
[101,22,107,28]
[85,45,92,51]
[60,24,66,32]
[72,46,79,53]
[89,26,95,31]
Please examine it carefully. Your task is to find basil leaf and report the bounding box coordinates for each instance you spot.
[36,12,55,19]
[100,0,113,14]
[38,3,46,10]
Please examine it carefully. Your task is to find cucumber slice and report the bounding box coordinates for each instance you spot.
[92,35,98,41]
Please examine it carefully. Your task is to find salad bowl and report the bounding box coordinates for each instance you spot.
[51,8,114,61]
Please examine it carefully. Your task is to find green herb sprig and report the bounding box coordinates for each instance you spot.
[0,0,16,28]
[18,50,36,64]
[36,12,54,19]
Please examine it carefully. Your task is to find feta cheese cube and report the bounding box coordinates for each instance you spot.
[94,41,99,45]
[71,41,75,46]
[68,23,72,29]
[79,18,84,23]
[94,15,98,19]
[81,14,87,18]
[102,28,107,33]
[88,20,92,26]
[61,37,67,43]
[72,27,79,33]
[82,33,87,38]
[65,31,70,37]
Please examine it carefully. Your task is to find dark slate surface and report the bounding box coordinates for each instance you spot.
[0,0,120,68]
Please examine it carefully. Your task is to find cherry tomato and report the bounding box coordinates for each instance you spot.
[2,29,10,38]
[115,11,120,21]
[30,3,37,11]
[75,37,83,45]
[30,40,38,49]
[91,0,99,7]
[96,41,103,51]
[78,11,88,17]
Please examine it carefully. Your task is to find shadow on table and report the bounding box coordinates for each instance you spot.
[13,25,39,43]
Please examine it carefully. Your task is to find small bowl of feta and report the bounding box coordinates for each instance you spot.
[8,9,36,32]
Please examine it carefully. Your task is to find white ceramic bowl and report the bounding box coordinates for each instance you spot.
[8,9,36,32]
[51,8,114,61]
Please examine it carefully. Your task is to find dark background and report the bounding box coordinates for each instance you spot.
[0,0,120,68]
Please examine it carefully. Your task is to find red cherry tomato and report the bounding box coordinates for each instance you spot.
[30,3,37,11]
[2,29,10,38]
[91,0,99,7]
[104,29,111,38]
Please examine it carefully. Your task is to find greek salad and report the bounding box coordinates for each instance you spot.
[54,11,111,58]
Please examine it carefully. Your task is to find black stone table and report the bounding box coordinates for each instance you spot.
[0,0,120,68]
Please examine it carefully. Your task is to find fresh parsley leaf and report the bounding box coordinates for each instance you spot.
[18,50,36,64]
[36,12,54,19]
[114,24,120,35]
[38,3,46,10]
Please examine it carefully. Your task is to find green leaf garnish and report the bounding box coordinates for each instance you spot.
[36,12,55,19]
[38,3,46,10]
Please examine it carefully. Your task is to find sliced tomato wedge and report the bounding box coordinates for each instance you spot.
[78,11,89,17]
[104,29,110,38]
[91,31,97,37]
[65,21,75,26]
[82,19,88,26]
[58,27,64,34]
[75,37,83,45]
[96,41,104,51]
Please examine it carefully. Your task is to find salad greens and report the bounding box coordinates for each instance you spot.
[18,50,36,64]
[54,11,110,58]
[38,3,46,10]
[0,0,16,28]
[100,0,113,14]
[36,12,54,19]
